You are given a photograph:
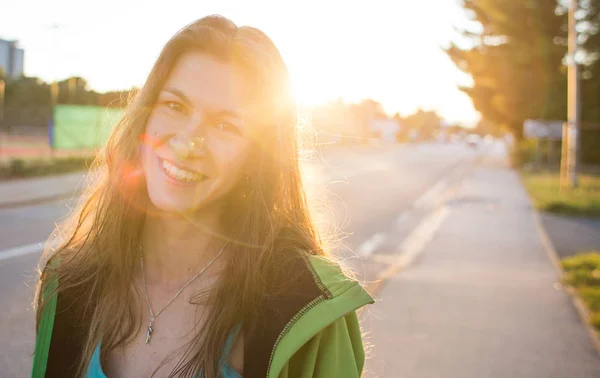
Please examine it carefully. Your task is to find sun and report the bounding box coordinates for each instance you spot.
[289,70,336,108]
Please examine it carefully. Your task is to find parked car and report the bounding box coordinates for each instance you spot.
[466,134,481,148]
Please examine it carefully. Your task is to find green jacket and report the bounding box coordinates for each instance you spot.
[32,255,374,377]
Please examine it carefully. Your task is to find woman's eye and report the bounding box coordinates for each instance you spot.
[163,101,186,114]
[216,122,239,134]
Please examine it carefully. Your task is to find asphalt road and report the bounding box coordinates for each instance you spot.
[0,142,481,377]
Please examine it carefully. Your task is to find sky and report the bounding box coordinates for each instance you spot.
[1,0,479,126]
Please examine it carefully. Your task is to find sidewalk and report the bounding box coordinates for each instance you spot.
[364,151,600,377]
[0,171,88,209]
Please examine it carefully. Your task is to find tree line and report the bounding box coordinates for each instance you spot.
[446,0,600,139]
[310,98,456,144]
[0,71,136,128]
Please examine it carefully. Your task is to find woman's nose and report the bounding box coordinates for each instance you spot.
[169,114,208,159]
[169,134,205,160]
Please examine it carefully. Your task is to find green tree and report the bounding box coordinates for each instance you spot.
[446,0,567,139]
[3,76,52,127]
[56,76,97,105]
[4,77,51,107]
[578,0,600,123]
[404,109,442,140]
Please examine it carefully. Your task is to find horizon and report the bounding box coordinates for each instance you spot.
[1,0,480,126]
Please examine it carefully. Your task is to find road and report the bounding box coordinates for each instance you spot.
[5,141,592,377]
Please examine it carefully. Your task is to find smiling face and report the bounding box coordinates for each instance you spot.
[140,52,256,215]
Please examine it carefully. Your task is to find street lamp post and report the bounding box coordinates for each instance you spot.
[0,80,5,157]
[0,79,4,126]
[563,0,580,189]
[45,24,62,157]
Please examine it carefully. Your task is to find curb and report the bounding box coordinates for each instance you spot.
[529,194,600,358]
[0,190,82,210]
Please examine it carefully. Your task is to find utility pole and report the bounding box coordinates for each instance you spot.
[563,0,580,189]
[45,23,62,157]
[0,80,4,157]
[0,79,4,126]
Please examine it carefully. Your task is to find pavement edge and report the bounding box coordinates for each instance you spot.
[0,191,82,210]
[529,192,600,358]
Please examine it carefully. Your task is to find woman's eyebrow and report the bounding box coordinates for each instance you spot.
[162,87,192,105]
[162,87,245,121]
[209,109,243,121]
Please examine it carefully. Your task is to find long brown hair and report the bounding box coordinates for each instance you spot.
[35,15,328,377]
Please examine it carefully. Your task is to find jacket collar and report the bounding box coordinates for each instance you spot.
[245,254,374,378]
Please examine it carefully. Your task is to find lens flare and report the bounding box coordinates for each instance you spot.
[140,132,162,148]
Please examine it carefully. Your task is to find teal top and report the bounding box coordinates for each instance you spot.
[86,329,242,378]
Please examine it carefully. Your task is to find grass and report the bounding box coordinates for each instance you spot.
[0,156,95,180]
[562,252,600,330]
[521,171,600,217]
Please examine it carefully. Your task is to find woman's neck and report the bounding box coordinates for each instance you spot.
[140,210,226,285]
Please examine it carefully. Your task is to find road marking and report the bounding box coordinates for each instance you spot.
[0,242,45,261]
[413,180,447,209]
[395,211,410,227]
[378,206,450,280]
[358,232,387,259]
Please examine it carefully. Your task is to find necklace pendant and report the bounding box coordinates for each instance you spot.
[145,323,153,345]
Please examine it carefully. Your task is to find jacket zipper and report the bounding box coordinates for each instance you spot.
[301,254,333,299]
[265,293,326,377]
[265,256,339,376]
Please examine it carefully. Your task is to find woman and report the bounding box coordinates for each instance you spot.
[32,15,373,378]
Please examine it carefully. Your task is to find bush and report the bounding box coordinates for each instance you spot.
[579,287,600,312]
[522,172,600,217]
[591,313,600,331]
[562,253,600,272]
[510,139,537,168]
[581,129,600,165]
[562,252,600,331]
[9,159,27,176]
[563,268,600,287]
[0,156,93,179]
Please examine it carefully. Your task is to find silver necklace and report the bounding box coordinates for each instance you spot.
[140,243,227,345]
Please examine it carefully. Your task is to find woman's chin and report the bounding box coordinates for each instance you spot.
[147,194,202,215]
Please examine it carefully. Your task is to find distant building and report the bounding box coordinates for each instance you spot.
[0,39,24,79]
[369,119,401,143]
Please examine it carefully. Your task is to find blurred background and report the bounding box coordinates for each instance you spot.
[1,1,600,377]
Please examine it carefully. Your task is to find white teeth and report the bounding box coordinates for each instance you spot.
[161,160,202,182]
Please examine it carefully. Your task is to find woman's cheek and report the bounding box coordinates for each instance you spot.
[144,116,176,148]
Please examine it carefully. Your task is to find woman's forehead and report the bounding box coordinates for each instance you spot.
[162,52,258,118]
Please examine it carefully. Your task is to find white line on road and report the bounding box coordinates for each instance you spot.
[376,206,450,279]
[0,242,45,261]
[395,211,410,227]
[397,206,449,265]
[358,232,387,259]
[413,180,447,209]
